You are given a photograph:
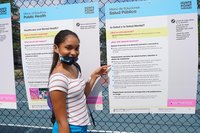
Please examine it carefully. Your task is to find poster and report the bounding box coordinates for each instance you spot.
[20,3,102,110]
[105,0,198,114]
[0,3,16,109]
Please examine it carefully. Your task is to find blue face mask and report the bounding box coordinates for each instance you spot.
[59,56,78,65]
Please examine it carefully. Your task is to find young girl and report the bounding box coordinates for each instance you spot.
[48,30,109,133]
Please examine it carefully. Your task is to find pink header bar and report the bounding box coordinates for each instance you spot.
[0,94,16,102]
[168,99,196,107]
[87,96,103,104]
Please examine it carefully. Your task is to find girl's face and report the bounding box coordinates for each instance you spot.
[55,35,80,58]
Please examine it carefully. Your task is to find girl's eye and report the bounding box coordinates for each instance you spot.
[65,46,73,50]
[75,47,80,51]
[64,44,79,51]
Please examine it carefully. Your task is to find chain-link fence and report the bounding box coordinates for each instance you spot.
[0,0,200,133]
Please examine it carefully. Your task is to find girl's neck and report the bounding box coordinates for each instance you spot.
[59,62,78,79]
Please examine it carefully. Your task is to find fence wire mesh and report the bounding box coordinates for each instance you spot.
[0,0,200,133]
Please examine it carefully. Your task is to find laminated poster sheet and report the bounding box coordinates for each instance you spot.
[0,3,16,109]
[20,3,102,110]
[105,0,198,114]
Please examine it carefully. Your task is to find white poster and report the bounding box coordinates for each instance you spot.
[0,3,16,109]
[20,3,102,110]
[106,0,198,114]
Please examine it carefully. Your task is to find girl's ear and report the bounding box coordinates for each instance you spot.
[53,44,59,54]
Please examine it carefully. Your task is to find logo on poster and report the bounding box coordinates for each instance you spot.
[85,6,94,14]
[0,7,7,15]
[180,1,192,9]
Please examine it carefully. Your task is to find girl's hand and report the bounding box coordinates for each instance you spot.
[91,65,110,79]
[85,65,110,97]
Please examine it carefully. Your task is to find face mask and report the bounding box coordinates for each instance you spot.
[59,56,78,65]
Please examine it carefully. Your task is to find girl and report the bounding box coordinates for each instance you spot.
[48,30,109,133]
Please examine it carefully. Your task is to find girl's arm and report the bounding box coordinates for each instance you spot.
[50,91,70,133]
[84,65,110,97]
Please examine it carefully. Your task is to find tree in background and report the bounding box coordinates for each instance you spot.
[10,1,21,68]
[100,28,107,65]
